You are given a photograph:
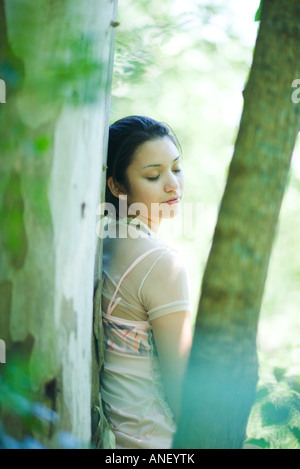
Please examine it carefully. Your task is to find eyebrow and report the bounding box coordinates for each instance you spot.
[142,156,181,169]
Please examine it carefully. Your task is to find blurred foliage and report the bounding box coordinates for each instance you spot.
[0,360,54,449]
[111,0,260,308]
[111,1,259,298]
[246,366,300,449]
[1,0,299,450]
[0,362,93,449]
[111,0,300,449]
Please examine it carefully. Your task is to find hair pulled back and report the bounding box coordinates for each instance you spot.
[106,115,180,216]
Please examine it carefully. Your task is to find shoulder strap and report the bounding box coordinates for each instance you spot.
[106,247,166,316]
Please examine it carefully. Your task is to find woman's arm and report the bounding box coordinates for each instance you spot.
[151,310,193,422]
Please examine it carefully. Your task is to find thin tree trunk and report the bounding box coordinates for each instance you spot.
[0,0,117,447]
[92,0,119,449]
[173,0,300,449]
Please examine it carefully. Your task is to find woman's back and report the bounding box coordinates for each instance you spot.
[101,115,192,449]
[100,218,190,449]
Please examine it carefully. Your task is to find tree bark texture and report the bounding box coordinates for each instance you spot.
[0,0,117,446]
[173,0,300,449]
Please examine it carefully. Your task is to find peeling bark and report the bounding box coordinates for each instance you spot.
[0,0,117,446]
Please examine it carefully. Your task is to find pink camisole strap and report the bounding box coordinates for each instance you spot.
[106,247,168,316]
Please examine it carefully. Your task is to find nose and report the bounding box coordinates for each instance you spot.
[164,171,180,193]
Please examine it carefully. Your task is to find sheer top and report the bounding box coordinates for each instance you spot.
[102,217,191,322]
[100,217,191,449]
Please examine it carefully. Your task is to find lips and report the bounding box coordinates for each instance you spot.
[162,196,180,205]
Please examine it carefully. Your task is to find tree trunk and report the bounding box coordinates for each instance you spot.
[173,0,300,449]
[0,0,117,447]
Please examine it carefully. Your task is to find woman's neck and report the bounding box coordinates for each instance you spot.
[127,215,160,234]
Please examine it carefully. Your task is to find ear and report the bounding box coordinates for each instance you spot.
[107,176,126,199]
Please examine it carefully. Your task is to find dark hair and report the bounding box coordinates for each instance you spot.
[105,115,180,216]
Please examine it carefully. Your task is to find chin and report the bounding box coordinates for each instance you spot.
[150,201,181,222]
[161,205,181,219]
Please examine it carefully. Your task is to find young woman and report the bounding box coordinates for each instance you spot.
[100,115,193,449]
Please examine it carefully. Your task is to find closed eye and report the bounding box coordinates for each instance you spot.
[147,169,182,181]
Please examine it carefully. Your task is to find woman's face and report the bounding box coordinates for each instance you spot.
[124,136,184,231]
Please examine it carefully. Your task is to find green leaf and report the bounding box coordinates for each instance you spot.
[287,375,300,393]
[273,367,286,382]
[244,437,270,449]
[255,385,269,402]
[255,1,263,22]
[261,401,290,426]
[289,426,300,442]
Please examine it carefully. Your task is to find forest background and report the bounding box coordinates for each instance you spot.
[0,0,300,450]
[110,0,300,449]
